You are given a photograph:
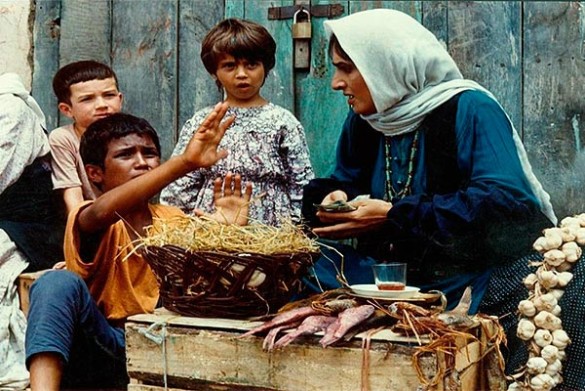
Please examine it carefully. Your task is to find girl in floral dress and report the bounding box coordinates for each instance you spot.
[161,18,314,226]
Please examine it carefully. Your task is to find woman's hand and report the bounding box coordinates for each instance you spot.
[313,198,392,239]
[321,190,348,205]
[181,101,235,170]
[194,173,252,226]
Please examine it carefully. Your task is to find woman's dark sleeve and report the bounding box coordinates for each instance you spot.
[387,92,552,261]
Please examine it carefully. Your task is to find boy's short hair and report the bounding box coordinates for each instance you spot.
[201,18,276,79]
[53,60,119,104]
[80,113,160,169]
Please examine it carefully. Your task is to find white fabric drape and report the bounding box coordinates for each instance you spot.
[0,72,49,389]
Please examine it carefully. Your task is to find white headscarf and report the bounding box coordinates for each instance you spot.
[0,73,50,193]
[324,9,557,224]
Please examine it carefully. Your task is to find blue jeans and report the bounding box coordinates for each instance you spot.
[25,270,128,388]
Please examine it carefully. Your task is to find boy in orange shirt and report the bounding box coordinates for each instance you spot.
[25,103,251,389]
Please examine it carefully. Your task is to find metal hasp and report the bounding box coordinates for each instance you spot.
[268,4,344,71]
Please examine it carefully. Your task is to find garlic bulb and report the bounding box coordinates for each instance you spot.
[518,299,537,317]
[533,329,553,347]
[532,294,557,312]
[524,273,538,289]
[545,359,563,377]
[507,382,522,391]
[533,311,562,331]
[526,357,548,374]
[530,373,556,390]
[514,213,582,390]
[537,270,558,289]
[517,319,536,340]
[540,345,559,364]
[551,329,571,349]
[543,249,565,267]
[556,271,573,287]
[561,242,581,263]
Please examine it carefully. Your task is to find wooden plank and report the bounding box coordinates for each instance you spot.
[59,0,111,66]
[31,0,61,131]
[57,0,112,126]
[17,270,50,317]
[523,2,585,219]
[176,0,223,144]
[422,0,448,46]
[128,308,427,343]
[111,0,178,161]
[446,1,522,131]
[225,0,245,19]
[126,318,435,391]
[295,0,348,177]
[350,0,421,16]
[243,0,295,112]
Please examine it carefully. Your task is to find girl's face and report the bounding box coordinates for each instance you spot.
[330,47,376,115]
[215,53,266,107]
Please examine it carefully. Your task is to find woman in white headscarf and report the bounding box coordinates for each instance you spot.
[302,8,559,369]
[0,73,65,389]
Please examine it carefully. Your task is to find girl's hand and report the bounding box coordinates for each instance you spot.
[194,173,253,226]
[181,102,235,169]
[313,198,392,239]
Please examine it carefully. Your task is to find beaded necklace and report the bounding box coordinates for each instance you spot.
[384,130,420,201]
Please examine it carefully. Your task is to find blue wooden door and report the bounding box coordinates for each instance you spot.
[32,1,585,218]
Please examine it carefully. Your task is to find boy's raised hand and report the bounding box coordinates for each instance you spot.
[194,173,253,226]
[181,101,234,169]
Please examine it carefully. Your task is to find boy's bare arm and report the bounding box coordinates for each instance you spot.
[62,187,84,215]
[78,102,234,233]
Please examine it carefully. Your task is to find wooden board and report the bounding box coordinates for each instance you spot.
[126,309,435,391]
[17,270,50,317]
[523,2,585,219]
[126,309,505,391]
[111,0,178,161]
[30,1,585,216]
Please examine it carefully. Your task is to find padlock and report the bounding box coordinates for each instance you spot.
[292,9,312,40]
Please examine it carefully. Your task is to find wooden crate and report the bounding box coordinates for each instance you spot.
[126,309,505,391]
[17,269,50,317]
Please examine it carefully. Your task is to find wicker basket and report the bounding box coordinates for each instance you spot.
[142,244,317,319]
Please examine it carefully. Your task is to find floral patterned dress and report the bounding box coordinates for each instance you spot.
[160,103,314,226]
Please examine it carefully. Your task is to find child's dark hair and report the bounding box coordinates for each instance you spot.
[80,113,160,169]
[53,60,119,104]
[201,18,276,88]
[329,34,352,63]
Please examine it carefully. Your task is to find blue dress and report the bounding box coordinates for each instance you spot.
[302,91,551,313]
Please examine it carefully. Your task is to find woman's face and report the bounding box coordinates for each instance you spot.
[330,47,376,115]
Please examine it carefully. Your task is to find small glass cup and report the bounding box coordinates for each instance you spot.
[372,263,407,291]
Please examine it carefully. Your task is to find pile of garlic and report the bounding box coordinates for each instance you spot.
[508,215,584,390]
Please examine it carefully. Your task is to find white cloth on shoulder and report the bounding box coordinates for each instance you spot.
[0,231,29,390]
[0,73,50,193]
[0,72,49,389]
[323,9,557,224]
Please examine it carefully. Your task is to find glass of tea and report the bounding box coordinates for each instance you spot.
[372,263,407,291]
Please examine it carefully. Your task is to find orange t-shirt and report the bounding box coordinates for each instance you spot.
[65,202,183,322]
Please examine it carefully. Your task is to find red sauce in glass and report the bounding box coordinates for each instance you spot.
[377,282,406,291]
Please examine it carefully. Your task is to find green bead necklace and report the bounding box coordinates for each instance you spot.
[384,130,420,201]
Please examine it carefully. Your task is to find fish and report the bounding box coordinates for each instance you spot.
[319,304,376,347]
[262,322,300,351]
[240,306,318,338]
[271,315,337,350]
[436,286,476,328]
